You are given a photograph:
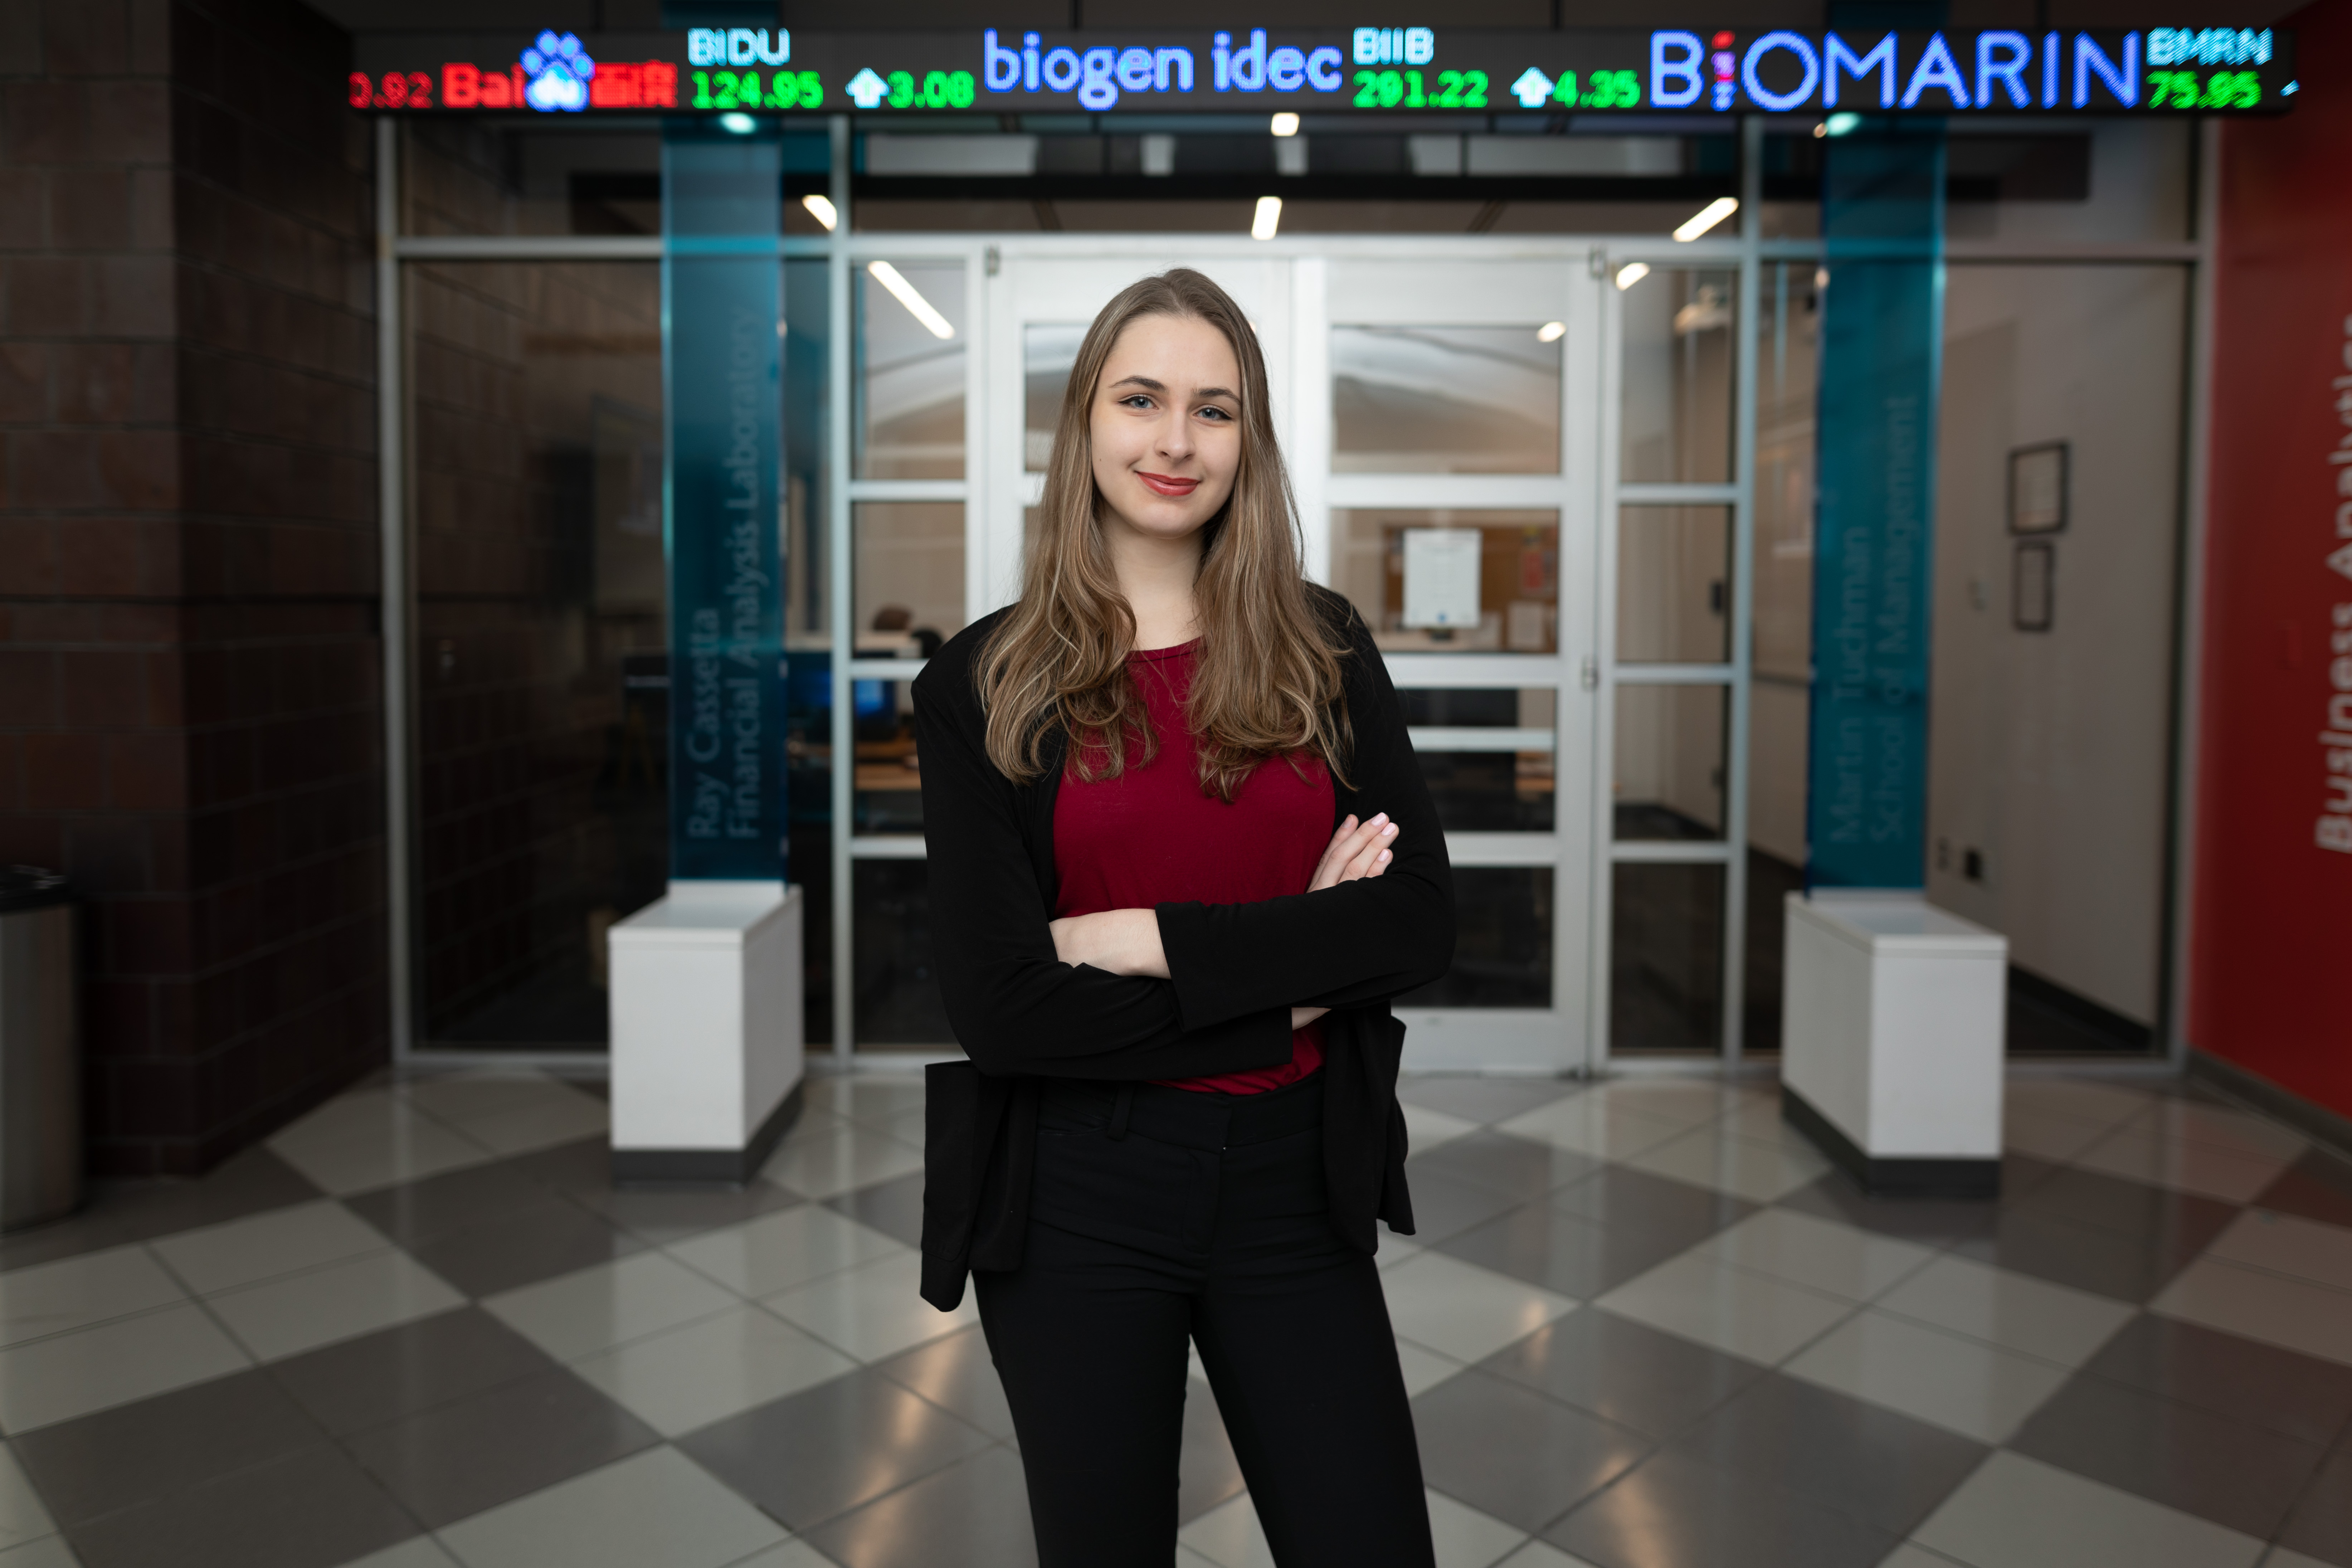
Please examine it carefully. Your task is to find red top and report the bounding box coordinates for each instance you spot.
[1053,642,1330,1094]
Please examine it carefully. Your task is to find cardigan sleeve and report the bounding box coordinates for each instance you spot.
[1152,603,1457,1029]
[914,649,1295,1081]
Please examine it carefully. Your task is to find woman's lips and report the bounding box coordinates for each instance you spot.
[1136,471,1200,497]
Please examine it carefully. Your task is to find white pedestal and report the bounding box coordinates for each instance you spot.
[1780,890,2006,1197]
[609,881,804,1184]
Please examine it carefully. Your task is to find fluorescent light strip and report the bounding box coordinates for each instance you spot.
[1252,195,1282,241]
[1673,196,1739,242]
[1614,261,1651,291]
[867,260,954,340]
[801,193,838,231]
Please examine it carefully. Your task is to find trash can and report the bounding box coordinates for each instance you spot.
[0,868,79,1231]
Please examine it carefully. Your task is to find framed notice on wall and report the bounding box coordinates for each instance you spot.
[2008,442,2068,534]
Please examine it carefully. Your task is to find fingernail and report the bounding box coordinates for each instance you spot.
[1377,849,1392,863]
[1381,823,1398,836]
[1371,813,1389,825]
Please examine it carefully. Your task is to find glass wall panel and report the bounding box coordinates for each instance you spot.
[1331,326,1560,473]
[1333,509,1559,653]
[1614,685,1726,841]
[854,860,954,1045]
[783,258,834,1046]
[1612,863,1723,1053]
[856,258,965,479]
[1944,121,2192,244]
[1399,689,1556,833]
[1620,267,1735,484]
[408,260,664,1050]
[850,501,959,837]
[1026,322,1085,471]
[402,122,833,240]
[1618,505,1731,663]
[1397,868,1552,1008]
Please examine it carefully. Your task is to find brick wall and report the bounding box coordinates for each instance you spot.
[0,0,383,1177]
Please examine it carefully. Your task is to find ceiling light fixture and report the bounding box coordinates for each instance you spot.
[1615,261,1651,291]
[1270,112,1300,136]
[717,111,756,134]
[1252,195,1282,241]
[1673,196,1739,242]
[801,194,838,232]
[867,260,955,339]
[1537,321,1567,343]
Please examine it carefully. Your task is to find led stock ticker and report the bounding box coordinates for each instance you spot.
[350,24,2294,118]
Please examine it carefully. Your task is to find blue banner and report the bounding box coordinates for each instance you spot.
[1807,117,1943,889]
[664,126,787,881]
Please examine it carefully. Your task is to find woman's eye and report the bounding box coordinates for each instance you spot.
[1197,405,1232,422]
[1120,395,1154,410]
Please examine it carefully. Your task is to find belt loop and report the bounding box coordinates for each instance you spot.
[1109,1084,1135,1141]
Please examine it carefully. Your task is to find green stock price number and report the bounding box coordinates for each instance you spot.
[2145,69,2261,107]
[1352,68,1489,108]
[888,69,977,108]
[1553,69,1642,108]
[692,69,824,109]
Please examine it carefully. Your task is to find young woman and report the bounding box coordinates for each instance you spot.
[912,269,1455,1567]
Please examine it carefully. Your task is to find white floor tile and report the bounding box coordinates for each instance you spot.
[1178,1492,1275,1568]
[208,1250,464,1362]
[267,1090,495,1196]
[1426,1487,1529,1568]
[569,1304,857,1437]
[1875,1255,2134,1368]
[665,1206,905,1299]
[1912,1451,2264,1568]
[763,1251,977,1362]
[328,1538,464,1568]
[1581,1080,1752,1126]
[1377,1223,1425,1270]
[436,1447,788,1568]
[1403,1104,1482,1157]
[2072,1121,2294,1204]
[1377,1253,1574,1365]
[1692,1209,1937,1304]
[1622,1125,1832,1204]
[2261,1549,2346,1568]
[2151,1256,2352,1367]
[0,1538,79,1567]
[1177,1547,1225,1568]
[716,1543,837,1568]
[1783,1308,2074,1443]
[0,1446,57,1547]
[1595,1252,1853,1366]
[0,1245,186,1349]
[0,1303,249,1432]
[486,1253,742,1364]
[1393,1338,1466,1398]
[2207,1209,2352,1294]
[756,1121,924,1201]
[457,1094,612,1157]
[876,1108,931,1149]
[2002,1106,2127,1164]
[151,1201,391,1296]
[1494,1096,1690,1162]
[803,1076,927,1129]
[1875,1546,1973,1568]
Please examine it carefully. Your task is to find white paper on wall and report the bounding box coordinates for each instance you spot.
[1402,528,1482,628]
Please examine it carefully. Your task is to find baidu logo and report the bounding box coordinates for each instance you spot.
[522,30,594,112]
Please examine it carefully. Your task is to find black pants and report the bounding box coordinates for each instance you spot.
[975,1073,1435,1568]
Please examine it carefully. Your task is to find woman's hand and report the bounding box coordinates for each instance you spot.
[1308,813,1398,892]
[1290,1006,1329,1031]
[1047,908,1169,977]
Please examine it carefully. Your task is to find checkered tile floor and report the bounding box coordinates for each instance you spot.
[0,1068,2344,1568]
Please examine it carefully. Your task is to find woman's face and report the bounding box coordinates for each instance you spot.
[1089,313,1244,547]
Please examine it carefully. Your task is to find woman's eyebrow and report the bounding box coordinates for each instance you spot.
[1106,374,1165,393]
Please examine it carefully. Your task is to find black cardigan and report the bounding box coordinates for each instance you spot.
[910,585,1456,1310]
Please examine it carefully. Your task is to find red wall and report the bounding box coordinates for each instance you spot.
[2194,0,2352,1122]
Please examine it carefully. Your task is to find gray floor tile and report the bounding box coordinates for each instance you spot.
[2258,1150,2352,1233]
[11,1369,323,1525]
[675,1365,995,1531]
[1409,1133,1599,1203]
[1396,1078,1584,1128]
[1395,1169,1529,1246]
[1476,1309,1768,1441]
[399,1201,647,1300]
[870,1324,1016,1440]
[1665,1372,1988,1539]
[1544,1449,1901,1568]
[1547,1166,1756,1242]
[340,1160,560,1250]
[801,1444,1035,1568]
[574,1180,804,1246]
[2078,1314,2352,1448]
[1179,1379,1245,1526]
[2277,1438,2352,1566]
[1912,1448,2266,1568]
[339,1365,660,1528]
[1773,1173,2006,1245]
[0,1148,320,1274]
[2007,1370,2331,1540]
[60,1443,417,1568]
[1436,1199,1709,1302]
[430,1446,788,1568]
[822,1170,926,1250]
[1951,1204,2209,1304]
[1411,1369,1650,1533]
[2015,1165,2243,1256]
[265,1308,557,1438]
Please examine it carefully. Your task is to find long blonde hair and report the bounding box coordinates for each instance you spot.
[978,269,1349,800]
